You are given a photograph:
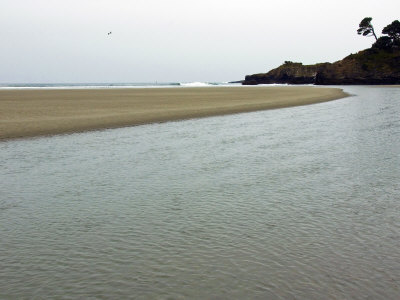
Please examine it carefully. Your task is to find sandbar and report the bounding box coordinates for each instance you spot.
[0,86,348,140]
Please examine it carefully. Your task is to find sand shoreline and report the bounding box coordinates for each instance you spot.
[0,86,348,141]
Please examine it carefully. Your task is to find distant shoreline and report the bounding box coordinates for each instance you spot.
[0,86,348,141]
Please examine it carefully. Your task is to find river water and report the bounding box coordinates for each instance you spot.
[1,86,399,299]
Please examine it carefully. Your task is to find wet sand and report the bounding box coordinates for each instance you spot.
[0,86,348,140]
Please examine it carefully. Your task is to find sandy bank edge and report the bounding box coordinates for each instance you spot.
[0,86,349,141]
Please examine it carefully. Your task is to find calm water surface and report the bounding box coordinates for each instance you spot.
[1,86,399,299]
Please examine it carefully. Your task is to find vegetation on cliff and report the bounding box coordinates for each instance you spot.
[357,17,378,41]
[243,18,400,85]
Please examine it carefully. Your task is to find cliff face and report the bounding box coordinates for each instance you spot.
[243,48,400,85]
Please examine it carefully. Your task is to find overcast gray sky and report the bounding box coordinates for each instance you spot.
[1,0,399,83]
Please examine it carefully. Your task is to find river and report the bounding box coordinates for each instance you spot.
[1,86,399,299]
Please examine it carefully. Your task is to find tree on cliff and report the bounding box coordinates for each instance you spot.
[382,20,400,45]
[357,17,378,41]
[373,36,393,49]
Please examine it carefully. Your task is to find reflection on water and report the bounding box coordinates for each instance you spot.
[1,86,400,299]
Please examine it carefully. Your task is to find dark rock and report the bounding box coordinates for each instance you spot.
[242,48,400,85]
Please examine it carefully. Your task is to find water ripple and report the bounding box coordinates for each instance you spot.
[1,86,400,299]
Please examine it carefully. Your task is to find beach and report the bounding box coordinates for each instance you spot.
[0,86,348,140]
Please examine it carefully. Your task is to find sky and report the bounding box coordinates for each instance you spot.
[1,0,399,83]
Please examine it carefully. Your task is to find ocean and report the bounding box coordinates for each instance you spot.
[1,85,399,299]
[0,81,241,89]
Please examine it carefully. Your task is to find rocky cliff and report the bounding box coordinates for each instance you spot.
[243,48,400,85]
